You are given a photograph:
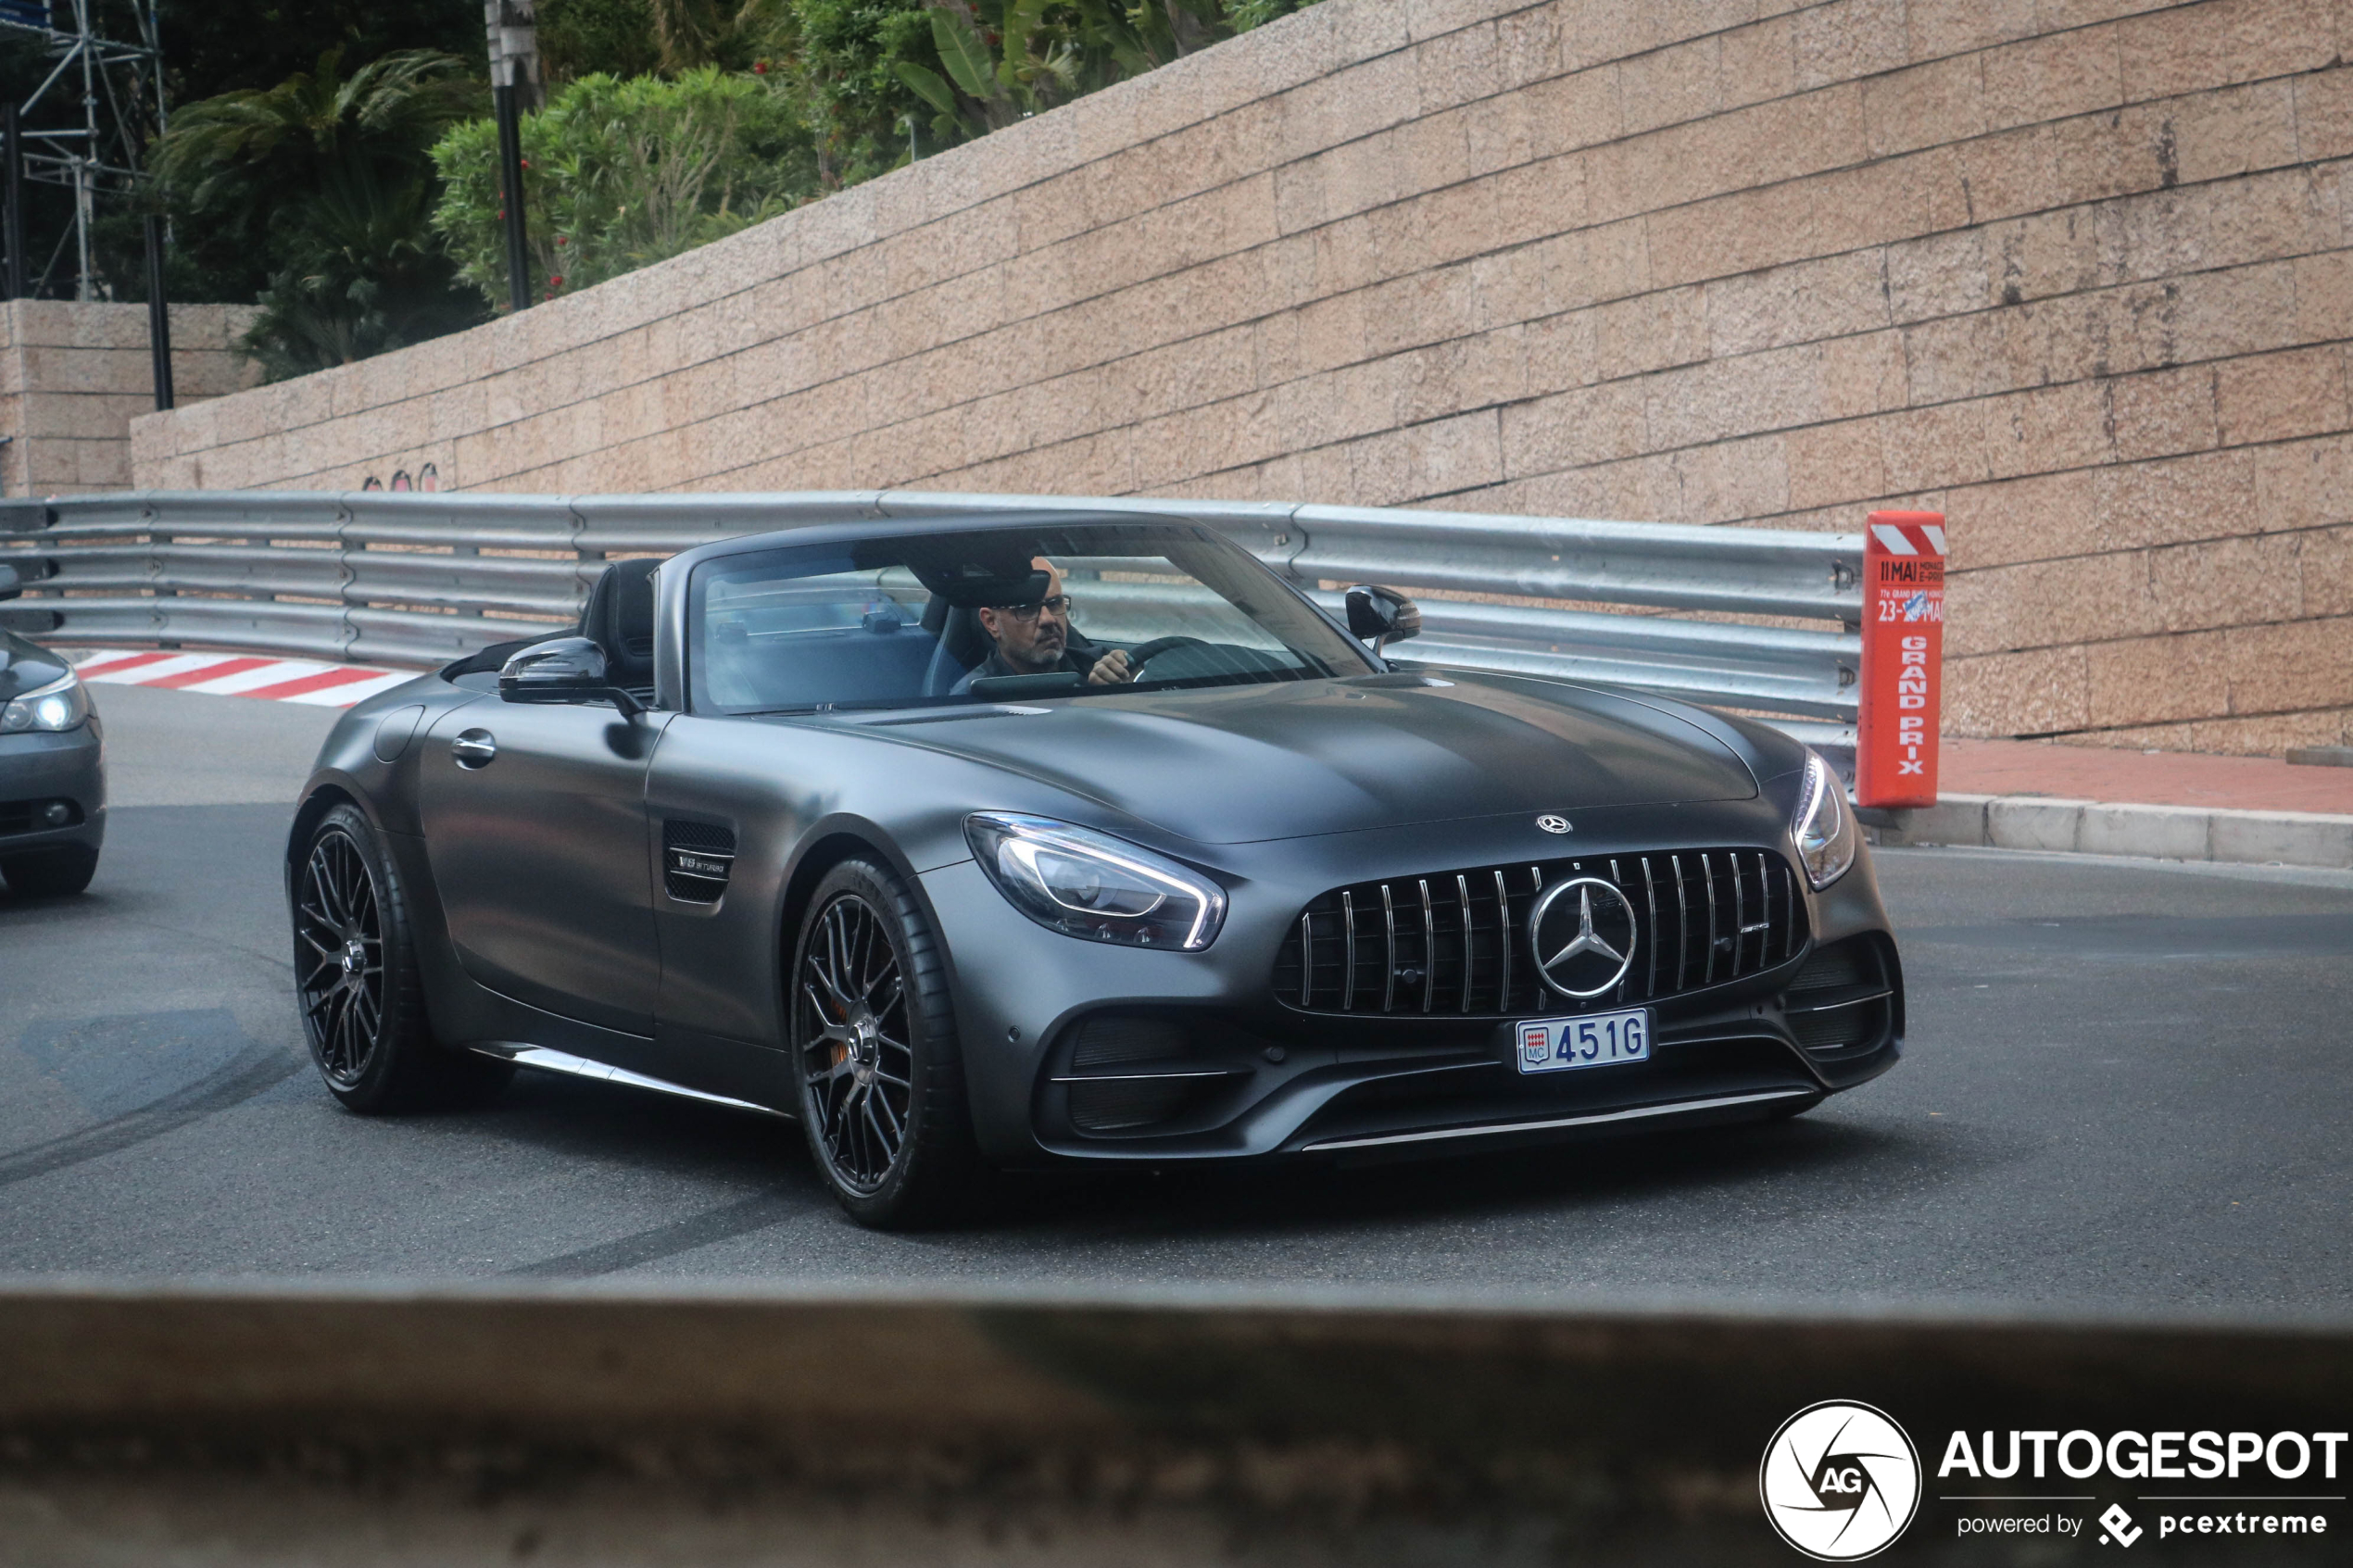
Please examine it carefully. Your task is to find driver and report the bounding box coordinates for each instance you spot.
[959,558,1134,689]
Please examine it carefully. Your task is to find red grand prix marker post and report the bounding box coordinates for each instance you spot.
[1856,510,1946,809]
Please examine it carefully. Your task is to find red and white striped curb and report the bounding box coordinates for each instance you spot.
[61,648,419,707]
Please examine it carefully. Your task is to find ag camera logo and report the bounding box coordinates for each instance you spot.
[1761,1400,1921,1561]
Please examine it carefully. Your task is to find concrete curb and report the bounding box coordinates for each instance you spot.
[1869,794,2353,870]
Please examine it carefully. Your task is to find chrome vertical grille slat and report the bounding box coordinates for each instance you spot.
[1275,847,1807,1017]
[1456,873,1475,1015]
[1493,869,1511,1012]
[1341,890,1358,1011]
[1380,884,1398,1013]
[1730,853,1747,978]
[1418,879,1436,1014]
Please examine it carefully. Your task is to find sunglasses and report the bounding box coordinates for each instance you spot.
[992,594,1075,620]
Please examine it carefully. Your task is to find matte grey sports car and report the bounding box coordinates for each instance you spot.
[288,513,1904,1226]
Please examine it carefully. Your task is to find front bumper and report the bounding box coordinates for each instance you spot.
[923,803,1903,1170]
[0,718,106,861]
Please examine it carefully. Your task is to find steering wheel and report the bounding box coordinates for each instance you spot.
[1113,635,1213,678]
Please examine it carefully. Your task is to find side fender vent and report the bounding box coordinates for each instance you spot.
[663,820,736,903]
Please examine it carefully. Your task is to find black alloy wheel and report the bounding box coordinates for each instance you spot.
[789,858,977,1227]
[293,802,510,1112]
[297,825,385,1090]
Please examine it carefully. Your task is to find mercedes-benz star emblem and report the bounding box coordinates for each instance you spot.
[1527,876,1639,998]
[1535,813,1571,834]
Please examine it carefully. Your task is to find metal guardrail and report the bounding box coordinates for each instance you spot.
[0,489,1863,753]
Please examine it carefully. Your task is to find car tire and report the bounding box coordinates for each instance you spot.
[294,802,511,1113]
[0,843,97,897]
[788,856,980,1228]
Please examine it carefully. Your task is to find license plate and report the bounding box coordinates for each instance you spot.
[1516,1008,1651,1074]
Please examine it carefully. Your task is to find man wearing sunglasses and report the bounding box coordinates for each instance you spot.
[961,558,1136,690]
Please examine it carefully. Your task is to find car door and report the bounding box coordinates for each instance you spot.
[416,696,673,1035]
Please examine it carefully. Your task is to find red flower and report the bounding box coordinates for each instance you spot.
[753,59,770,74]
[519,157,531,169]
[548,275,564,287]
[555,235,568,245]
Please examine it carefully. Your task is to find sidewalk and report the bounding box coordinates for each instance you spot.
[1871,738,2353,871]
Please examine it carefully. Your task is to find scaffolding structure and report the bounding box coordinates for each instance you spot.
[0,0,162,301]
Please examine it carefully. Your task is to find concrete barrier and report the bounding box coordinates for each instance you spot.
[1870,795,2353,871]
[2,1285,2347,1563]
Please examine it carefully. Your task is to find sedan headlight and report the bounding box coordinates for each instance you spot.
[1791,751,1856,890]
[0,670,91,734]
[965,812,1227,950]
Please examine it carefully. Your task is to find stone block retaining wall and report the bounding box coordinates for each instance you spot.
[129,0,2353,751]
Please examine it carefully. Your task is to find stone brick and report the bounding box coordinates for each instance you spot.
[1669,431,1790,521]
[1705,248,1891,357]
[1863,54,1985,158]
[1906,0,2041,61]
[2295,66,2353,160]
[2252,432,2353,532]
[1944,644,2091,734]
[1784,416,1887,509]
[1498,379,1647,476]
[2145,531,2306,632]
[2116,0,2340,106]
[2220,612,2353,713]
[1982,25,2125,135]
[1793,0,1908,91]
[1983,380,2115,479]
[1879,399,1991,492]
[1717,14,1796,110]
[1591,285,1707,381]
[2213,345,2352,446]
[2107,364,2219,464]
[2079,627,2233,727]
[2298,522,2353,617]
[2169,79,2303,188]
[2090,447,2259,551]
[1617,35,1722,136]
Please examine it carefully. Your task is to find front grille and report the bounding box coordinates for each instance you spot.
[1273,849,1807,1017]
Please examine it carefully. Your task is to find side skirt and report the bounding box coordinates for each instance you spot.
[467,1042,789,1120]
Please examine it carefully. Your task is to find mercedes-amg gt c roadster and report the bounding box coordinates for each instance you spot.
[288,512,1904,1225]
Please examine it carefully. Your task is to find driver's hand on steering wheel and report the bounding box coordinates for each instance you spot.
[1086,648,1134,685]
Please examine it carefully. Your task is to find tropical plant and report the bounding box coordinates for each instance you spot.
[648,0,794,72]
[431,67,820,308]
[541,0,667,82]
[147,48,490,376]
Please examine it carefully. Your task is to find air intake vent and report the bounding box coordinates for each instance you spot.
[662,820,736,902]
[1782,935,1894,1059]
[1272,849,1807,1018]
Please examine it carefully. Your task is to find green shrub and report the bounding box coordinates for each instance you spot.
[431,67,820,307]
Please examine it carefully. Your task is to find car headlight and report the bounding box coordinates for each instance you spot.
[0,670,91,734]
[965,812,1227,950]
[1791,751,1856,890]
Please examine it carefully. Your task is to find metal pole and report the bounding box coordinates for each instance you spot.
[143,213,170,410]
[494,79,530,313]
[3,105,21,301]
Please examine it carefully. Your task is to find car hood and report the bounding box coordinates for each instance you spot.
[850,671,1756,845]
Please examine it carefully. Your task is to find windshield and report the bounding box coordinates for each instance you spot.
[687,521,1373,716]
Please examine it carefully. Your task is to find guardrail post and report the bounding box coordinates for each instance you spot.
[1856,511,1946,809]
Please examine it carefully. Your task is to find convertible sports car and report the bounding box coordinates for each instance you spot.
[288,512,1904,1226]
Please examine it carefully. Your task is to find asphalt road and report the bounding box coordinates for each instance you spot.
[3,686,2348,1314]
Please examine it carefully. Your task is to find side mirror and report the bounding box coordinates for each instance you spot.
[1344,584,1420,655]
[498,636,645,718]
